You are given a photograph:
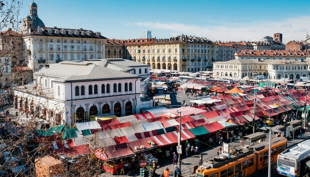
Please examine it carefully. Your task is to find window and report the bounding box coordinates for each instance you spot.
[118,83,121,92]
[57,86,60,96]
[107,84,110,93]
[71,40,74,43]
[248,158,254,167]
[214,173,218,177]
[89,85,93,95]
[75,86,79,96]
[49,39,53,42]
[129,82,133,91]
[220,169,227,177]
[125,83,128,92]
[101,84,105,93]
[57,39,60,43]
[279,145,283,153]
[64,40,67,43]
[263,152,268,160]
[113,83,117,93]
[145,68,147,73]
[139,69,141,74]
[94,85,98,94]
[81,86,85,95]
[227,167,234,176]
[242,160,248,169]
[235,163,241,173]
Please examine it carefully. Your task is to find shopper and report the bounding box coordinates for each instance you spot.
[199,154,203,166]
[217,146,222,156]
[173,152,178,165]
[174,165,181,177]
[164,166,170,177]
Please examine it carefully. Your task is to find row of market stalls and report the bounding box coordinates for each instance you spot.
[30,85,307,167]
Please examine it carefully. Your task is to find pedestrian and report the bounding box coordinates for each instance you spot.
[174,165,181,177]
[191,145,195,154]
[219,136,223,146]
[164,166,170,177]
[152,161,157,176]
[186,145,190,157]
[199,153,203,166]
[217,146,222,156]
[173,152,177,165]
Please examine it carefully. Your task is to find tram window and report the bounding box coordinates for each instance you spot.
[242,160,248,169]
[272,148,278,156]
[279,146,283,152]
[228,167,234,176]
[260,154,263,161]
[248,158,254,167]
[264,152,268,160]
[220,169,227,177]
[214,173,218,177]
[210,174,213,177]
[235,163,241,173]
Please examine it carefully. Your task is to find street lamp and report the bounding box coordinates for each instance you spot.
[260,127,282,177]
[176,110,182,171]
[303,83,308,129]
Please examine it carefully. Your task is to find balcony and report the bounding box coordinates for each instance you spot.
[182,58,187,62]
[38,59,46,63]
[173,59,178,62]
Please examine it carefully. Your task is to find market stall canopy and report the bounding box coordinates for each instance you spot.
[189,126,209,136]
[71,134,95,147]
[116,115,138,123]
[135,130,158,139]
[203,111,220,119]
[172,129,195,141]
[176,115,194,124]
[225,87,245,94]
[164,107,206,116]
[76,121,101,131]
[127,138,155,153]
[287,120,302,128]
[272,125,286,132]
[106,129,125,138]
[150,133,178,147]
[203,122,225,133]
[218,121,238,128]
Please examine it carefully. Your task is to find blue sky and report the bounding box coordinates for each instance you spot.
[20,0,310,43]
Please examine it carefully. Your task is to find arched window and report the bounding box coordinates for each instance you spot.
[101,84,105,93]
[107,84,110,93]
[129,82,133,91]
[145,68,147,73]
[58,86,60,96]
[81,86,85,95]
[118,83,122,92]
[113,83,117,93]
[94,85,98,94]
[125,83,128,92]
[89,85,93,95]
[75,86,79,96]
[139,69,142,74]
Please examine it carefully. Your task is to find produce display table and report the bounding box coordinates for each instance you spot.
[103,163,124,174]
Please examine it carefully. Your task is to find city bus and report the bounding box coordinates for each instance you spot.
[196,132,287,177]
[277,139,310,177]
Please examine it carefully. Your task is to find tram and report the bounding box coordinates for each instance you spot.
[196,132,287,177]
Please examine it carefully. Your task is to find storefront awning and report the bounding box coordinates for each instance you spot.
[189,126,209,136]
[172,129,195,141]
[202,111,219,119]
[288,120,302,128]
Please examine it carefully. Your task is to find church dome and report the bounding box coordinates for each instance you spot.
[30,2,37,7]
[25,15,32,20]
[31,16,45,29]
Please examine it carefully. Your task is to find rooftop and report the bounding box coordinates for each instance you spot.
[34,60,140,82]
[236,49,309,57]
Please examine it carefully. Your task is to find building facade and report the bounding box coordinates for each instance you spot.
[286,41,310,51]
[105,39,125,58]
[124,35,216,72]
[215,42,237,61]
[235,50,309,61]
[213,59,309,80]
[13,60,153,125]
[21,2,107,71]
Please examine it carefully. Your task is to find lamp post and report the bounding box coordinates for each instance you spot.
[177,110,182,171]
[303,84,308,129]
[260,127,281,177]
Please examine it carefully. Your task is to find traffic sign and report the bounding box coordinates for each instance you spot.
[140,161,147,167]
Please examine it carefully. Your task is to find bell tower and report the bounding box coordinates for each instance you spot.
[30,1,38,17]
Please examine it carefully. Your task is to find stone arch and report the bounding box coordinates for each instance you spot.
[225,72,228,76]
[277,74,281,79]
[234,73,237,78]
[216,72,219,76]
[168,63,172,70]
[303,74,307,77]
[157,63,161,69]
[114,102,121,117]
[125,101,132,115]
[152,63,155,69]
[76,107,85,122]
[229,72,232,77]
[221,72,224,76]
[89,105,98,116]
[289,74,294,80]
[102,104,110,114]
[162,63,166,69]
[174,64,177,70]
[296,74,300,80]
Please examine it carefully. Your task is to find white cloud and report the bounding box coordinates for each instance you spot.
[134,16,310,43]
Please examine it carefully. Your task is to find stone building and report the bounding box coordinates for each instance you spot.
[215,42,237,61]
[124,35,216,72]
[105,39,125,58]
[21,2,107,71]
[235,50,309,61]
[13,59,153,125]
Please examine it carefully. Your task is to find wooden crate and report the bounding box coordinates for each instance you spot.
[35,156,65,177]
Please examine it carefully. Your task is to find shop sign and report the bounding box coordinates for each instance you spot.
[177,145,182,154]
